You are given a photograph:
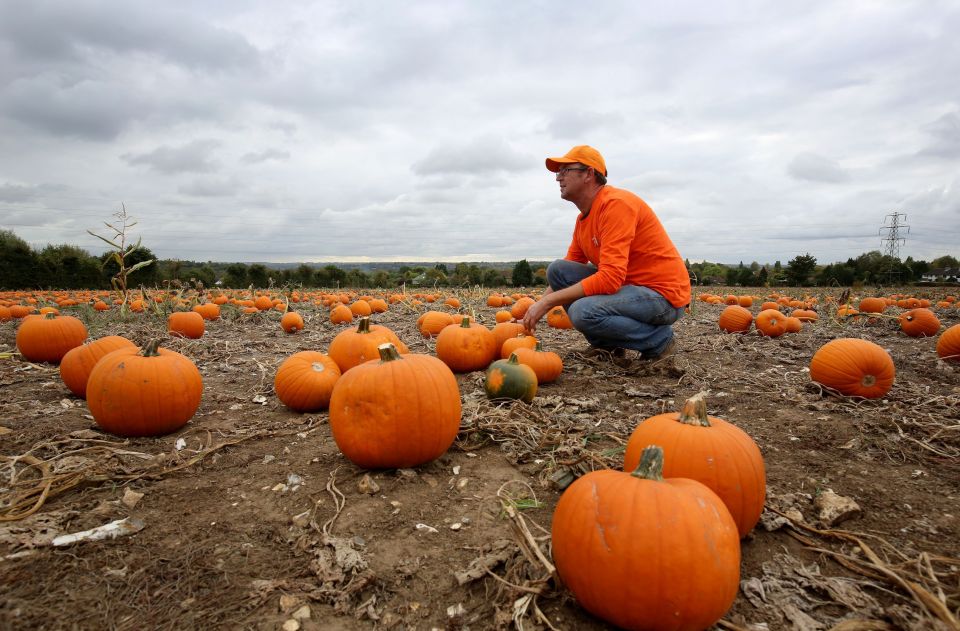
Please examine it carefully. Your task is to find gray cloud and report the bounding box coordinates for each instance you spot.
[787,152,851,183]
[412,136,532,176]
[122,140,222,175]
[240,149,291,165]
[918,111,960,158]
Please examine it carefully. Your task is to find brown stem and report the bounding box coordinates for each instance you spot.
[142,340,162,357]
[630,445,664,481]
[377,343,402,362]
[357,316,371,333]
[677,392,713,427]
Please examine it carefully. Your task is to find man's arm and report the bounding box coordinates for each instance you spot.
[521,283,585,332]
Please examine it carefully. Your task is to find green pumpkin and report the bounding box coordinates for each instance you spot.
[484,353,537,402]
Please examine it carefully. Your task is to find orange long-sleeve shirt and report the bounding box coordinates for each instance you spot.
[565,186,691,308]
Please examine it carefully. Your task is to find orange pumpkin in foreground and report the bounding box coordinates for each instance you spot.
[623,393,766,538]
[328,316,409,372]
[328,343,461,469]
[898,308,940,338]
[809,338,895,398]
[552,445,740,631]
[168,311,205,339]
[435,317,497,373]
[86,340,203,436]
[59,335,137,398]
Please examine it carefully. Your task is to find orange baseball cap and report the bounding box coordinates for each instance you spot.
[545,145,607,177]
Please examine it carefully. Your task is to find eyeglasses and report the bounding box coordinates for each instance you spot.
[556,167,588,178]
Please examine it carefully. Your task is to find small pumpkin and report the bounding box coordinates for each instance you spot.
[280,311,305,334]
[328,316,409,372]
[435,316,497,373]
[491,321,527,353]
[330,304,354,324]
[417,310,455,337]
[484,352,538,402]
[509,296,535,319]
[500,333,537,359]
[59,335,137,398]
[546,305,573,329]
[552,445,740,631]
[898,308,940,338]
[274,351,341,412]
[16,313,88,364]
[718,305,752,333]
[86,340,203,436]
[512,341,563,384]
[784,316,803,333]
[754,308,787,337]
[168,311,205,339]
[328,343,461,469]
[858,297,887,314]
[936,323,960,364]
[809,338,895,398]
[623,393,766,538]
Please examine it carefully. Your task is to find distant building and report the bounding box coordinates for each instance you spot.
[920,268,960,283]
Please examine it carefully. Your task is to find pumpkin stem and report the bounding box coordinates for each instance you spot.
[142,339,163,357]
[459,316,471,328]
[677,392,713,427]
[377,342,403,362]
[507,352,522,365]
[630,445,665,481]
[357,316,371,333]
[534,340,544,352]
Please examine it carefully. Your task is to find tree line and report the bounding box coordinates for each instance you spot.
[0,229,545,290]
[2,229,956,291]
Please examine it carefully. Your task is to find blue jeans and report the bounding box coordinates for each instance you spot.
[547,259,685,355]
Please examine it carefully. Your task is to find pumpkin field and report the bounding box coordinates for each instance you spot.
[1,286,959,631]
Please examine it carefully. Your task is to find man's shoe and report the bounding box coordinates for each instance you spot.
[641,338,677,362]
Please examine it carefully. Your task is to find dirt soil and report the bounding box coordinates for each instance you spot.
[1,289,959,631]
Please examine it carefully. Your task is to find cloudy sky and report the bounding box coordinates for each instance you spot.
[1,1,958,266]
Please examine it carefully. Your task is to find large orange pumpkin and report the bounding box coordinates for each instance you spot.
[512,341,563,384]
[16,313,88,363]
[328,316,409,372]
[754,308,787,337]
[328,343,461,469]
[274,351,341,412]
[809,338,895,398]
[552,445,740,631]
[59,335,137,398]
[936,323,960,364]
[86,340,203,436]
[622,393,766,538]
[435,317,497,373]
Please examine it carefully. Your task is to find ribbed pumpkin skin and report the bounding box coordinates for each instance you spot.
[484,354,538,402]
[417,310,455,337]
[552,461,740,631]
[87,344,203,436]
[858,297,887,314]
[16,314,89,363]
[898,308,940,337]
[329,317,409,372]
[937,323,960,364]
[59,335,137,398]
[622,396,766,538]
[168,311,205,339]
[718,305,753,333]
[754,308,786,337]
[512,342,563,384]
[274,352,341,412]
[280,311,304,333]
[328,347,461,469]
[491,321,526,353]
[435,318,497,373]
[809,338,895,398]
[546,306,573,329]
[500,334,537,359]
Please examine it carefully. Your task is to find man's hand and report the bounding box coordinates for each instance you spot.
[521,299,551,333]
[521,283,585,332]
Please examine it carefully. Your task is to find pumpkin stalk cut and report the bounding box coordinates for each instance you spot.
[630,445,665,481]
[676,392,712,427]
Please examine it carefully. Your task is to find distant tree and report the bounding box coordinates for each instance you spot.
[345,269,369,287]
[38,244,102,289]
[757,266,769,286]
[736,265,755,286]
[468,264,485,286]
[223,263,248,288]
[931,255,959,269]
[512,259,533,287]
[191,264,216,289]
[435,263,449,275]
[424,267,447,285]
[295,264,314,287]
[533,266,547,286]
[483,268,504,287]
[324,265,346,287]
[725,266,739,286]
[785,253,817,286]
[372,270,391,287]
[248,264,269,288]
